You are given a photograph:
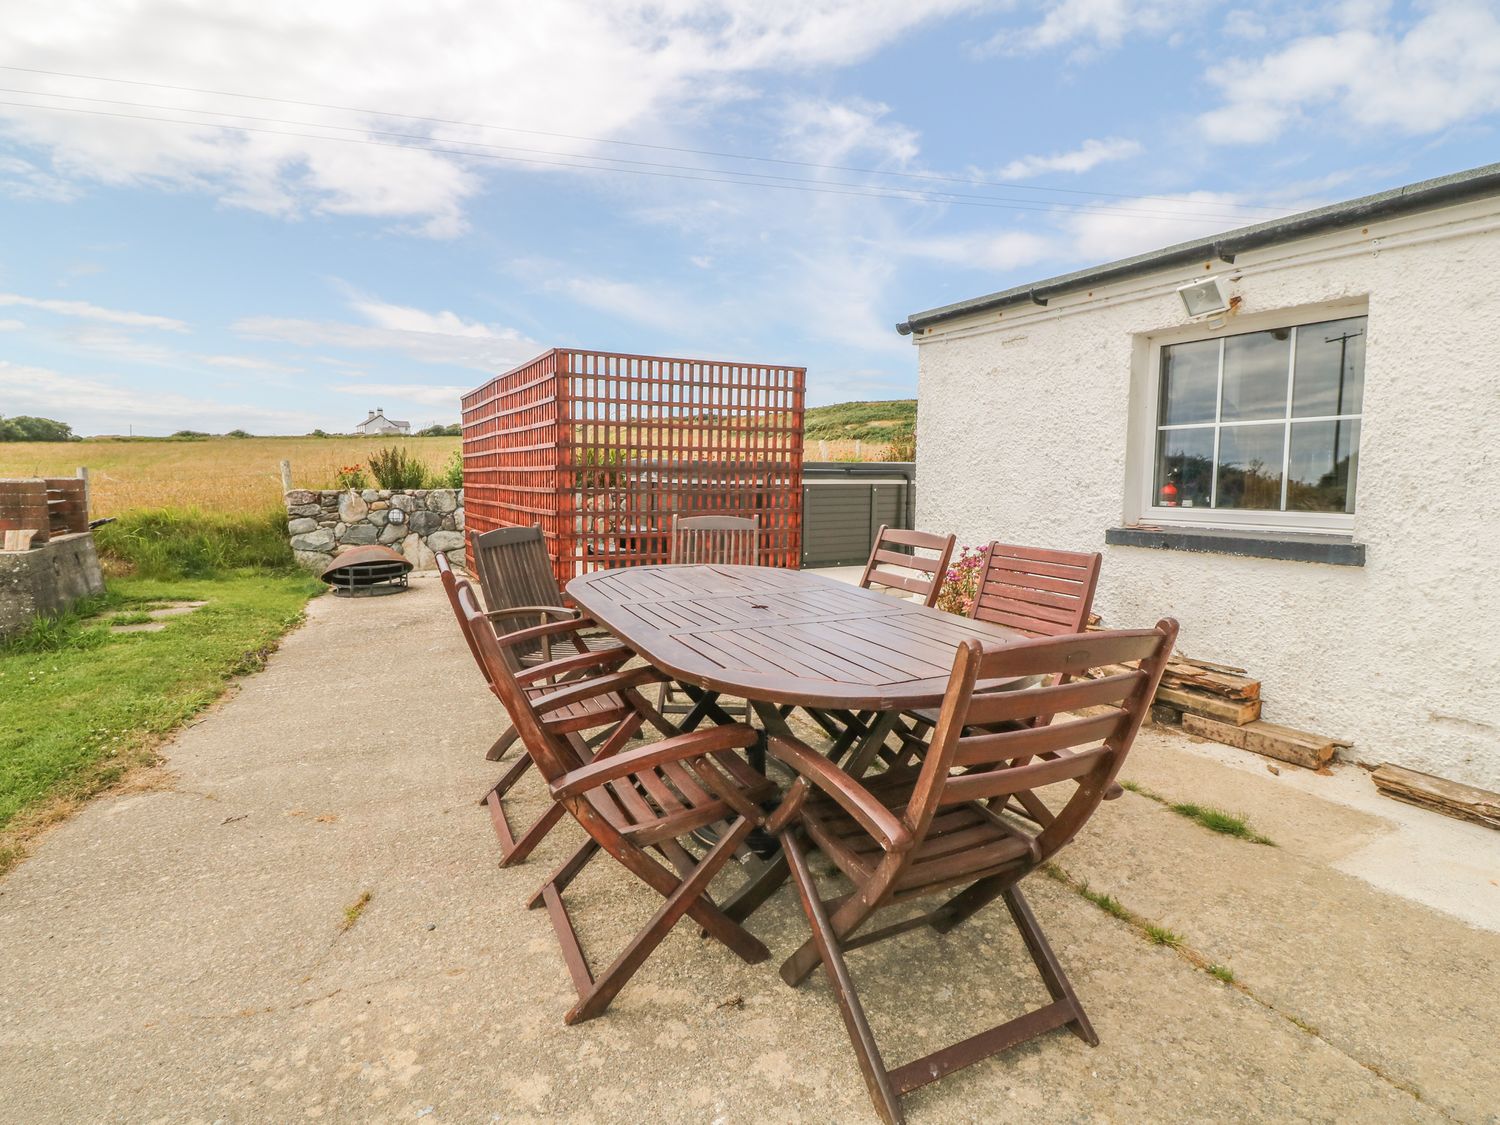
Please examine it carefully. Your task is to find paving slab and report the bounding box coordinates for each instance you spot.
[0,576,1495,1122]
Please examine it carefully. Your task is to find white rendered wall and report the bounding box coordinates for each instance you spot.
[913,198,1500,788]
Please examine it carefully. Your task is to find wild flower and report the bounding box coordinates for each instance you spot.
[334,464,369,490]
[935,544,986,616]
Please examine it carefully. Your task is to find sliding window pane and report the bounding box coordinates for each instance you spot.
[1293,317,1365,417]
[1221,329,1290,421]
[1159,339,1219,425]
[1215,424,1285,510]
[1287,420,1359,513]
[1154,427,1214,509]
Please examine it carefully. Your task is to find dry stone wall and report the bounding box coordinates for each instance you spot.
[284,488,463,572]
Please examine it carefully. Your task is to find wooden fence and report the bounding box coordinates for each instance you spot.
[461,349,805,584]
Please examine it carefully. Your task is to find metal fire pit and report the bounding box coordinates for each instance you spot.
[319,545,413,597]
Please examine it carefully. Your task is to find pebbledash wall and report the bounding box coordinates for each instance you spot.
[284,488,464,572]
[908,174,1500,788]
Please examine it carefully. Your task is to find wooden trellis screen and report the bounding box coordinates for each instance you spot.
[461,349,805,585]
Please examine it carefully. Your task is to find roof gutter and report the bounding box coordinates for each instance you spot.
[896,162,1500,336]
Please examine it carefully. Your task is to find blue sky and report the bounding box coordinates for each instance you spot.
[1,1,1497,435]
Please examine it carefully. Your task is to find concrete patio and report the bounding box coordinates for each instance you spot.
[1,575,1496,1122]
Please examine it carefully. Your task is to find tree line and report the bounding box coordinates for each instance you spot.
[0,415,77,442]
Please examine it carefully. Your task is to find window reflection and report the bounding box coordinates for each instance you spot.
[1221,329,1290,421]
[1159,339,1219,425]
[1293,318,1365,417]
[1215,426,1285,510]
[1288,420,1359,512]
[1155,427,1213,509]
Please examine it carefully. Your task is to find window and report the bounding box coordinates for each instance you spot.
[1149,315,1365,530]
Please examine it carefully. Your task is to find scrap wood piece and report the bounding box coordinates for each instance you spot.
[1371,764,1500,831]
[1181,714,1339,770]
[2,529,37,552]
[1156,686,1261,726]
[1161,659,1260,701]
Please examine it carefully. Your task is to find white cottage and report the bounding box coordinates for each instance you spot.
[353,408,411,436]
[900,163,1500,788]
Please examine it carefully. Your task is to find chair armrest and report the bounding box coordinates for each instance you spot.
[766,734,912,853]
[484,604,579,623]
[527,665,668,716]
[516,644,630,685]
[496,615,603,651]
[551,724,758,799]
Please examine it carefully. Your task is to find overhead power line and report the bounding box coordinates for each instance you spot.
[0,62,1285,218]
[0,87,1271,224]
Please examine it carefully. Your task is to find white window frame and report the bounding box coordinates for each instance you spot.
[1131,302,1367,535]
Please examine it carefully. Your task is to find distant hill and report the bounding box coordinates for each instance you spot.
[803,399,916,441]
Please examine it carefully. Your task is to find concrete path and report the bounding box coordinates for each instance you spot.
[2,576,1497,1122]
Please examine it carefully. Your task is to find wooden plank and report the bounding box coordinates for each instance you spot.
[1371,764,1500,831]
[1181,714,1337,770]
[1161,659,1260,700]
[3,529,37,551]
[1156,686,1261,726]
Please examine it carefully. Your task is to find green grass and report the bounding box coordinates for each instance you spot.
[108,611,153,626]
[1076,881,1132,921]
[1145,924,1185,947]
[804,399,916,441]
[1119,779,1275,846]
[0,573,320,870]
[1208,963,1236,983]
[94,507,295,579]
[340,890,373,931]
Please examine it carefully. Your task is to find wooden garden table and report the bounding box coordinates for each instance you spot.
[567,565,1031,765]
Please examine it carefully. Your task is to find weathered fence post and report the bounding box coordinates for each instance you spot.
[854,439,862,460]
[279,460,293,493]
[818,440,828,460]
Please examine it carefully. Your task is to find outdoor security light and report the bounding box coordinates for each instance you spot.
[388,507,406,524]
[1177,276,1230,318]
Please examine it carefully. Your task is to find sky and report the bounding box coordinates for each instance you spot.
[0,0,1497,436]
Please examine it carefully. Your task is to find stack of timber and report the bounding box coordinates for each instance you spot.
[1088,653,1349,771]
[1371,765,1500,831]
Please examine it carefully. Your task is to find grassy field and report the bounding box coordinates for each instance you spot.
[0,572,321,873]
[0,404,917,516]
[0,435,460,517]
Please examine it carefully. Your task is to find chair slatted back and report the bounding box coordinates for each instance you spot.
[669,514,760,566]
[472,525,569,662]
[455,579,583,784]
[969,542,1102,637]
[858,525,956,607]
[904,621,1177,863]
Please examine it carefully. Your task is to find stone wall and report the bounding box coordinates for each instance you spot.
[0,532,106,641]
[284,489,463,572]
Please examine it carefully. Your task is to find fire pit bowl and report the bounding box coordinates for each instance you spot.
[319,545,413,597]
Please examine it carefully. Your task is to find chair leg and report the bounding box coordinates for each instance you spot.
[485,726,519,762]
[719,852,790,923]
[565,816,759,1025]
[498,800,568,867]
[782,830,905,1125]
[478,748,533,807]
[1001,885,1097,1046]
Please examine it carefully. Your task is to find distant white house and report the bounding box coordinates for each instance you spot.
[354,409,411,436]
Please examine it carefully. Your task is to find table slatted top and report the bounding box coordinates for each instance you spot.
[567,565,1026,710]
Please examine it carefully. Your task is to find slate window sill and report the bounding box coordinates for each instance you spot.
[1104,525,1365,567]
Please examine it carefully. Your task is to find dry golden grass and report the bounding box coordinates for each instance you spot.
[0,433,906,518]
[0,436,460,517]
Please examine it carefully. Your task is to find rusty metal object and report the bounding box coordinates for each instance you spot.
[319,544,412,596]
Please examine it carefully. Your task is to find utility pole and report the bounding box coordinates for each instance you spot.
[1322,328,1362,479]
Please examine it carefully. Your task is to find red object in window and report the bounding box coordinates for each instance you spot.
[1160,480,1179,507]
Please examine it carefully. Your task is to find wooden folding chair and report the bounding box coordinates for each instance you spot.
[456,580,778,1024]
[468,525,622,763]
[436,553,675,866]
[659,514,760,723]
[761,620,1177,1124]
[800,525,958,765]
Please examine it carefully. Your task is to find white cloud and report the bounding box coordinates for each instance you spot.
[0,1,979,236]
[235,292,541,371]
[0,318,23,331]
[977,0,1181,56]
[0,360,307,434]
[1199,2,1500,144]
[1059,192,1291,261]
[906,230,1060,272]
[329,382,469,408]
[994,138,1142,181]
[778,97,920,166]
[0,292,187,331]
[551,276,689,334]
